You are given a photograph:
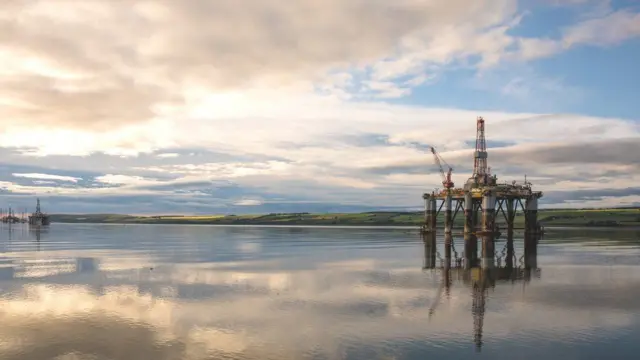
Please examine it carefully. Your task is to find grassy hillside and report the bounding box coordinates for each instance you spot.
[49,208,640,227]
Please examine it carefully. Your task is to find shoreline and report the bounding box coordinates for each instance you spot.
[46,209,640,229]
[47,221,640,230]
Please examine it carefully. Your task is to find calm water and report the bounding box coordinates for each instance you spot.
[1,224,639,360]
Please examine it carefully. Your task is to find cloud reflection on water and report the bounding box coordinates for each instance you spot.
[0,226,639,359]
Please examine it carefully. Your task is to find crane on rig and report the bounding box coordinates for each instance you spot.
[430,146,454,190]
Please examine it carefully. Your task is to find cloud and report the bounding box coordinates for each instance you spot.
[0,0,523,130]
[0,106,638,212]
[233,199,264,206]
[545,0,594,5]
[543,187,640,207]
[0,1,638,212]
[563,9,640,47]
[94,174,156,186]
[488,138,640,166]
[11,173,81,183]
[2,0,637,132]
[156,153,179,158]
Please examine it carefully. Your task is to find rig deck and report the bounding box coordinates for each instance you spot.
[422,186,543,234]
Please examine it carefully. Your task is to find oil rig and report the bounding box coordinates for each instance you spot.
[28,198,50,226]
[1,208,24,223]
[422,116,543,235]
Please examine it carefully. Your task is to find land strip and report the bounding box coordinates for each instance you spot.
[49,208,640,227]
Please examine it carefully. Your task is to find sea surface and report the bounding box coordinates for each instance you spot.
[1,223,639,360]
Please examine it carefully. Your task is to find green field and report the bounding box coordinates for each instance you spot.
[49,208,640,227]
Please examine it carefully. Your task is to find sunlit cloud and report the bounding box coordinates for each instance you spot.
[12,173,81,183]
[0,0,638,212]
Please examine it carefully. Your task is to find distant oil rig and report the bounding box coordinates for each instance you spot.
[1,198,50,225]
[0,208,24,224]
[28,198,50,226]
[422,116,543,235]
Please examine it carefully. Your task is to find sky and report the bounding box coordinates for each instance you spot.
[0,0,639,214]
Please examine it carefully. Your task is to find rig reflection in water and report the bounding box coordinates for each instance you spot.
[422,231,541,352]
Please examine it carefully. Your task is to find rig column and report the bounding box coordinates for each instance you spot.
[506,198,515,232]
[505,232,514,269]
[422,232,437,269]
[444,232,452,266]
[472,201,480,230]
[525,196,539,234]
[423,194,432,231]
[429,197,437,231]
[464,233,478,269]
[481,234,495,269]
[482,191,496,233]
[444,232,452,297]
[524,233,538,270]
[464,192,474,234]
[444,193,453,234]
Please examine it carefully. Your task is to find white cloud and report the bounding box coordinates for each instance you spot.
[156,153,179,158]
[139,161,293,178]
[233,199,264,206]
[563,9,640,46]
[514,38,563,61]
[94,174,154,186]
[32,180,57,185]
[0,99,637,209]
[0,1,638,211]
[0,0,524,130]
[2,0,637,132]
[547,195,640,209]
[12,173,81,183]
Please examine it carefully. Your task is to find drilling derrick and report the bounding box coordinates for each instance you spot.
[28,198,50,226]
[465,117,496,190]
[474,117,488,181]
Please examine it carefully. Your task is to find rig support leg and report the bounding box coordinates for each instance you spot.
[524,232,538,270]
[444,232,452,297]
[444,232,453,266]
[505,230,514,269]
[464,233,478,269]
[481,234,495,269]
[422,232,437,269]
[429,198,437,231]
[472,201,480,230]
[525,196,539,234]
[444,194,453,234]
[464,192,474,234]
[423,194,432,231]
[482,192,496,233]
[506,198,515,233]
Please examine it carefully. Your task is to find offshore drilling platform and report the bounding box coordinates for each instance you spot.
[421,117,543,351]
[0,198,50,225]
[28,198,50,226]
[422,116,543,235]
